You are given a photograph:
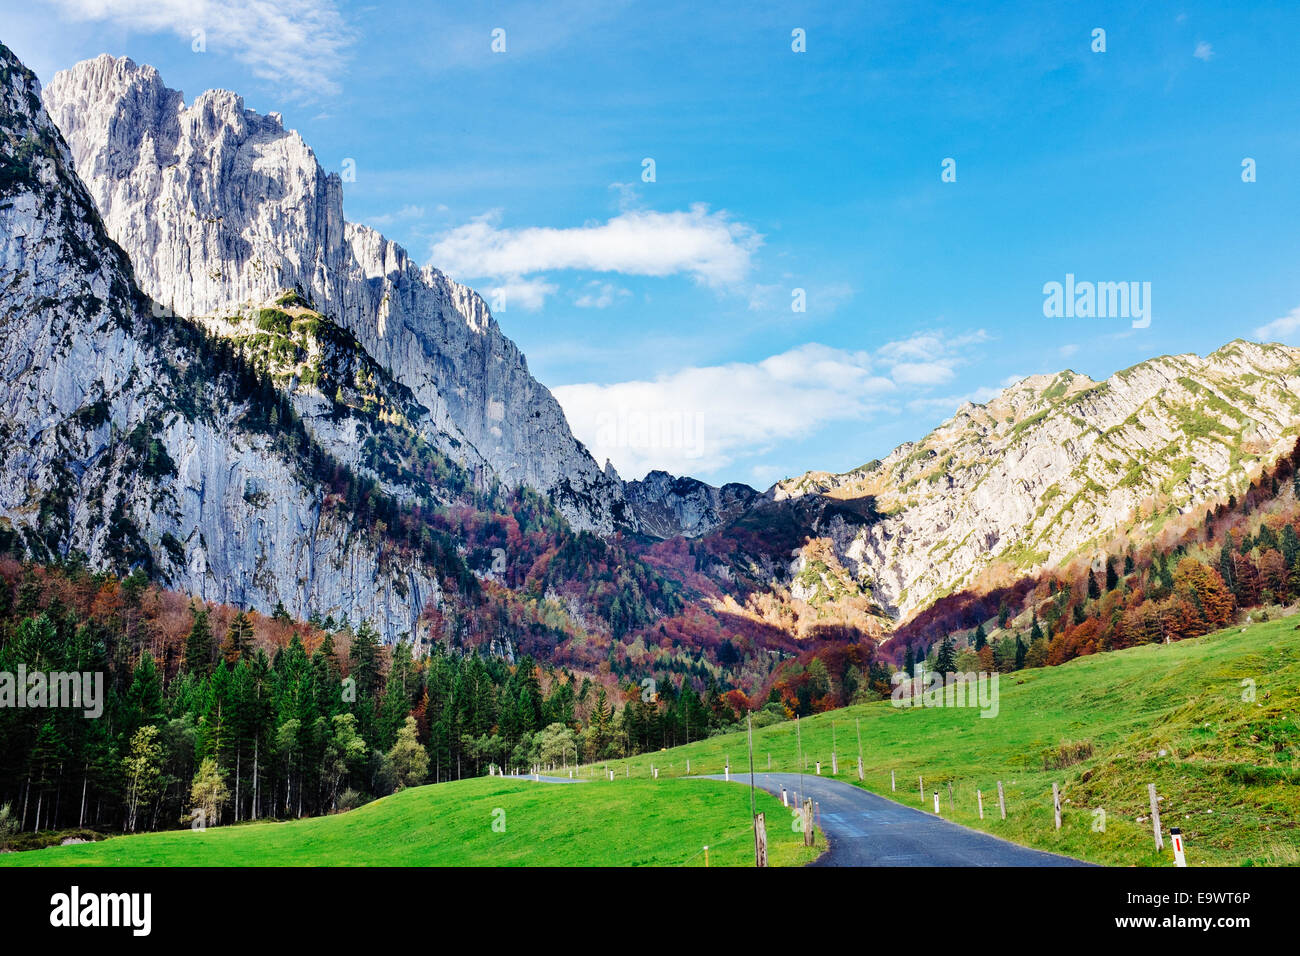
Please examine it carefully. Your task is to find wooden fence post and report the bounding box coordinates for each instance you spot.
[754,813,768,867]
[919,775,924,803]
[1148,783,1164,851]
[997,780,1006,820]
[977,789,984,819]
[803,798,815,847]
[1052,782,1062,830]
[947,781,954,811]
[891,769,895,791]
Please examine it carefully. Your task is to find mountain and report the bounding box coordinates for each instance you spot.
[42,53,632,534]
[0,42,455,640]
[770,342,1300,621]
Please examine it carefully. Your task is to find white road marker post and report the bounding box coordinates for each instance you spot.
[934,791,941,814]
[781,787,788,807]
[1170,827,1187,867]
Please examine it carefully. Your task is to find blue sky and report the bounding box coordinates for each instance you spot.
[5,0,1300,487]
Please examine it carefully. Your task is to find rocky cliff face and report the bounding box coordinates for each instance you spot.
[42,54,630,533]
[773,343,1300,620]
[0,43,443,640]
[623,471,759,539]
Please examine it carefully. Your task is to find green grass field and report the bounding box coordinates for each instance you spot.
[0,776,816,867]
[579,616,1300,866]
[4,615,1295,867]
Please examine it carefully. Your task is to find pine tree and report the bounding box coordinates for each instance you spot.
[1087,569,1101,600]
[935,636,957,675]
[973,622,987,651]
[184,604,215,677]
[221,611,254,664]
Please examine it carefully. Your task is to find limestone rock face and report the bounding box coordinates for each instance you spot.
[0,43,440,641]
[623,471,759,539]
[43,54,630,533]
[773,345,1300,621]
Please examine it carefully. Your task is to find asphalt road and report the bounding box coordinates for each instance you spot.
[699,771,1090,867]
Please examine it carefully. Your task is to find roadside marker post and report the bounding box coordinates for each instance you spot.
[890,769,895,791]
[1148,784,1164,851]
[1053,782,1062,830]
[703,845,709,867]
[977,789,984,819]
[1170,827,1187,867]
[816,761,821,776]
[781,787,788,807]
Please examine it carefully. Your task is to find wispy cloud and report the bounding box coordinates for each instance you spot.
[1193,41,1214,61]
[1254,306,1300,342]
[429,205,762,287]
[43,0,353,98]
[574,281,631,309]
[488,276,557,312]
[553,329,991,479]
[553,343,894,479]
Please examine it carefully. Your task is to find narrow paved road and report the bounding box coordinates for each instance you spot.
[700,772,1090,866]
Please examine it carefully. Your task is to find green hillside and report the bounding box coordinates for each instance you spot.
[6,615,1295,868]
[0,776,814,868]
[581,615,1300,866]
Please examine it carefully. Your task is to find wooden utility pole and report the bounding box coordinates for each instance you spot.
[803,798,815,847]
[754,812,768,867]
[1148,784,1164,850]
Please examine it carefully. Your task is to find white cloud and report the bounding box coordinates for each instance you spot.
[364,204,425,228]
[876,329,989,388]
[1194,41,1214,61]
[488,276,557,312]
[574,281,630,309]
[430,204,761,286]
[44,0,352,98]
[1254,306,1300,342]
[554,344,895,479]
[1059,343,1079,358]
